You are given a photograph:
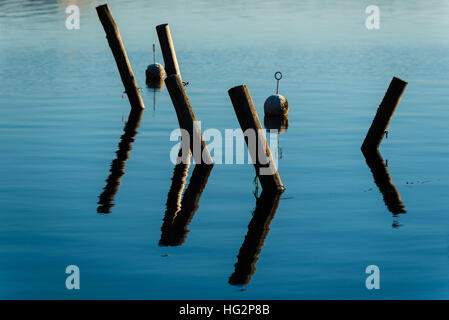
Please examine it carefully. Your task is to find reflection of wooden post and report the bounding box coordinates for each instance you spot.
[362,77,407,151]
[96,4,145,110]
[362,149,406,215]
[165,75,213,164]
[160,155,191,234]
[160,164,213,246]
[156,24,181,79]
[97,108,144,213]
[228,85,284,191]
[229,190,283,285]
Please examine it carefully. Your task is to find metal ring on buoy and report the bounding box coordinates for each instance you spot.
[274,71,282,80]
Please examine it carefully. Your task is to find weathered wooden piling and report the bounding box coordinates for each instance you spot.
[156,24,181,79]
[228,85,284,192]
[97,108,144,213]
[96,4,145,110]
[165,74,213,164]
[362,149,406,215]
[229,190,283,285]
[361,77,407,151]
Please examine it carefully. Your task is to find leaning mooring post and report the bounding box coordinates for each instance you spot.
[96,4,145,110]
[228,85,284,192]
[361,77,407,151]
[165,74,213,165]
[156,24,181,79]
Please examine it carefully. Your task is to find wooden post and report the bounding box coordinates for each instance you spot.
[228,85,284,192]
[361,77,407,151]
[229,190,283,285]
[165,74,213,165]
[156,24,181,79]
[96,4,145,110]
[97,108,144,213]
[362,149,406,215]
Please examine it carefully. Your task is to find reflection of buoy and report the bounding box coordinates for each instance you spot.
[264,115,289,133]
[264,71,288,116]
[146,44,165,87]
[263,114,288,162]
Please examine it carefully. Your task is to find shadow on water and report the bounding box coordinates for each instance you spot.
[146,79,164,91]
[229,190,283,286]
[159,152,214,246]
[97,108,144,214]
[362,149,406,227]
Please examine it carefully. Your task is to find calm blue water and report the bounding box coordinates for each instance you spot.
[1,0,449,299]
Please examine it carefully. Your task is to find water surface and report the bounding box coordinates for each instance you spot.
[1,0,449,299]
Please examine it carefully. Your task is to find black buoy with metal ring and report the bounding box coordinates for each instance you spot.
[146,44,165,88]
[264,71,288,116]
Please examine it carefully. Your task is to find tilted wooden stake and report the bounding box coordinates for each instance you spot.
[361,77,407,151]
[165,74,213,165]
[228,85,284,192]
[156,24,181,79]
[96,4,145,110]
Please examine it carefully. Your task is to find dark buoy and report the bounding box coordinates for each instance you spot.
[146,44,165,88]
[264,71,288,116]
